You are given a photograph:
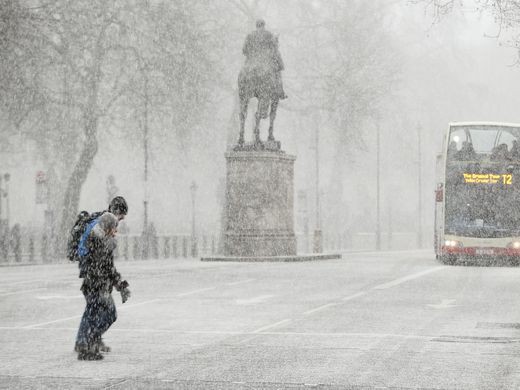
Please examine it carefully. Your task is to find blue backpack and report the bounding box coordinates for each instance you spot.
[77,218,99,278]
[78,219,99,256]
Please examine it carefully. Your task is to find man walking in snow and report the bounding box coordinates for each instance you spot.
[73,196,129,354]
[75,212,131,360]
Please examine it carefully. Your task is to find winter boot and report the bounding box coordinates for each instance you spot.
[74,342,85,353]
[77,343,103,361]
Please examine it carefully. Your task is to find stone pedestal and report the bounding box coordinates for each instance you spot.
[224,150,297,257]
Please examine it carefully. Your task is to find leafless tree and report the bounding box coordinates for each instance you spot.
[0,0,221,251]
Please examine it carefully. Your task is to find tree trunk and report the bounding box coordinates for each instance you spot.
[54,112,99,256]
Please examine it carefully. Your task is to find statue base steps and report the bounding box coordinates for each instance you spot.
[201,253,342,262]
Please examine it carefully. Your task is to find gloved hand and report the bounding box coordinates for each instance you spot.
[120,288,131,303]
[116,280,129,292]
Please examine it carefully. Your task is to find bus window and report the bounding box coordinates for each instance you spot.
[497,130,517,150]
[448,125,520,162]
[448,128,465,151]
[465,129,497,154]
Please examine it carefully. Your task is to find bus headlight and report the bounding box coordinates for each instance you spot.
[444,240,462,247]
[507,241,520,249]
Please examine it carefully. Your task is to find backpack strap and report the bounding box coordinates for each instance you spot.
[78,218,99,257]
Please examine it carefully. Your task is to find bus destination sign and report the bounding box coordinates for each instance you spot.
[463,173,513,185]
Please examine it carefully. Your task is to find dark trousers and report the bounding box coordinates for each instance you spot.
[76,289,117,347]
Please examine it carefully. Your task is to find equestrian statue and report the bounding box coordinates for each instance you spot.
[237,19,287,150]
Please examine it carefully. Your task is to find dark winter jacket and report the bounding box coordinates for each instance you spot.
[80,225,122,294]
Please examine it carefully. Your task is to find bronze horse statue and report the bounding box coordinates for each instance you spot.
[237,37,285,149]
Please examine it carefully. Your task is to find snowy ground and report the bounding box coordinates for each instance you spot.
[1,251,520,389]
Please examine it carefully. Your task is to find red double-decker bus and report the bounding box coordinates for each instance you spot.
[434,122,520,265]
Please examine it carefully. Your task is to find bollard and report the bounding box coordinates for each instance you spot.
[11,224,21,262]
[163,237,170,258]
[191,237,198,257]
[152,234,159,259]
[313,230,323,254]
[172,236,178,258]
[29,236,35,262]
[202,236,208,255]
[141,234,149,260]
[132,237,140,260]
[0,225,7,263]
[41,234,48,263]
[182,237,188,258]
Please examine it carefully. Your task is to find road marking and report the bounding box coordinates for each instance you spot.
[0,277,76,287]
[36,295,83,300]
[0,326,435,340]
[372,266,446,290]
[299,268,446,317]
[265,331,432,340]
[342,292,367,301]
[427,299,457,309]
[19,285,221,329]
[0,288,47,297]
[22,298,165,328]
[176,287,216,297]
[104,379,129,389]
[252,319,291,333]
[226,278,255,286]
[236,294,274,305]
[23,314,82,329]
[304,303,337,315]
[119,298,163,310]
[0,326,231,336]
[0,279,47,286]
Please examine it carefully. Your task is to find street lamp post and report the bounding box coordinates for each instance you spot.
[388,193,393,250]
[140,74,150,259]
[417,124,423,249]
[376,122,381,251]
[0,175,2,223]
[0,173,10,261]
[190,181,198,257]
[142,72,150,234]
[143,119,149,233]
[313,113,323,253]
[0,173,10,228]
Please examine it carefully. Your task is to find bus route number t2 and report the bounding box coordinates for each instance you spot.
[502,174,513,185]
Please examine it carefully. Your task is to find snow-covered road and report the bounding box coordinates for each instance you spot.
[1,251,520,389]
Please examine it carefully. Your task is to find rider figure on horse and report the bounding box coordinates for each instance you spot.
[242,19,287,100]
[237,19,287,149]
